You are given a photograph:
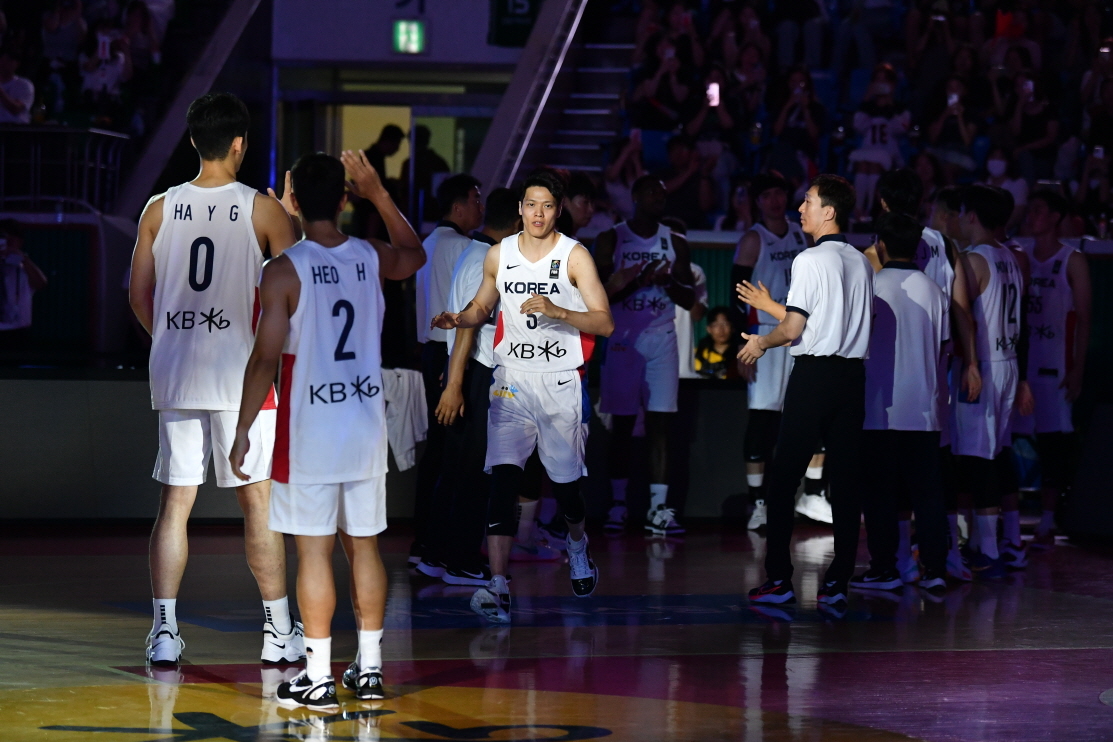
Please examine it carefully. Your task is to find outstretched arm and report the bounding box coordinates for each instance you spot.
[431,245,501,331]
[231,256,299,480]
[521,244,614,337]
[342,149,426,280]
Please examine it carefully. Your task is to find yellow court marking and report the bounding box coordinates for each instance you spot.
[0,682,923,741]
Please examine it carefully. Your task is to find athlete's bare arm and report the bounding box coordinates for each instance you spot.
[128,193,166,335]
[435,326,476,426]
[733,230,760,268]
[342,149,425,281]
[1064,251,1092,401]
[664,233,697,310]
[951,253,983,401]
[966,251,990,297]
[431,245,500,330]
[230,255,299,480]
[253,188,299,259]
[593,227,617,281]
[1011,246,1034,415]
[521,243,614,337]
[594,226,647,303]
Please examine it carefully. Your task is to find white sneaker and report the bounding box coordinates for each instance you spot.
[946,549,972,582]
[567,536,599,597]
[897,555,921,584]
[603,503,628,533]
[795,493,833,524]
[146,623,184,665]
[645,504,684,536]
[747,499,767,530]
[470,576,511,624]
[262,620,306,664]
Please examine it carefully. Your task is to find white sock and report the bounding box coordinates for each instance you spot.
[747,472,763,488]
[947,514,961,551]
[610,478,629,504]
[649,483,668,510]
[806,466,823,480]
[567,532,587,552]
[976,515,999,559]
[305,636,332,682]
[896,520,912,562]
[516,500,538,542]
[1037,509,1055,536]
[539,496,558,523]
[263,597,292,635]
[358,629,383,672]
[1002,510,1021,546]
[153,599,178,633]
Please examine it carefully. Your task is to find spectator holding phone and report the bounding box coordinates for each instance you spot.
[630,35,695,132]
[1009,70,1058,183]
[1082,72,1113,153]
[0,220,48,353]
[926,76,978,178]
[769,66,826,183]
[0,44,33,124]
[1073,148,1110,236]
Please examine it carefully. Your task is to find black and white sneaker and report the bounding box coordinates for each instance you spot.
[443,562,492,587]
[849,568,903,591]
[817,580,848,606]
[415,556,447,579]
[407,541,424,567]
[747,579,796,605]
[261,621,306,664]
[146,623,184,666]
[645,505,684,537]
[918,568,947,592]
[567,537,599,597]
[470,576,512,623]
[341,661,385,701]
[276,670,339,710]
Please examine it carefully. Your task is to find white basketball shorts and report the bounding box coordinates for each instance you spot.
[154,409,275,488]
[951,360,1017,460]
[269,475,387,537]
[748,338,794,412]
[600,325,679,415]
[485,366,587,483]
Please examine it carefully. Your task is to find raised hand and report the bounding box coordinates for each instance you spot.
[736,280,774,313]
[267,170,296,215]
[340,149,387,201]
[737,332,765,364]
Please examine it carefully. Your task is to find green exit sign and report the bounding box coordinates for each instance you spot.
[393,19,426,54]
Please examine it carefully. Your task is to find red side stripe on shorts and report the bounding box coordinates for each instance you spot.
[272,353,295,484]
[580,331,595,364]
[254,289,279,411]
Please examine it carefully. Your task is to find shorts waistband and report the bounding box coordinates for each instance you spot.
[794,354,864,364]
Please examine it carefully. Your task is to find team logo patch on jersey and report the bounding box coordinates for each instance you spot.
[550,260,561,279]
[493,384,519,399]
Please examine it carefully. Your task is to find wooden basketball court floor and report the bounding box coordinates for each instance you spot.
[2,521,1113,741]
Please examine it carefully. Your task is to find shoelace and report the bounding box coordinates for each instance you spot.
[568,546,592,578]
[653,506,678,525]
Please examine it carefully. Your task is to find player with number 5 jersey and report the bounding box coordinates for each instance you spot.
[431,170,613,624]
[129,93,301,668]
[232,151,425,709]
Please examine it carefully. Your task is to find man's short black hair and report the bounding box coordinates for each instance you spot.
[750,172,790,201]
[961,184,1011,231]
[1028,188,1068,223]
[379,124,404,143]
[437,173,481,217]
[935,185,964,213]
[290,153,346,223]
[186,93,250,161]
[811,173,855,232]
[875,211,923,261]
[484,188,520,231]
[631,174,664,199]
[566,172,597,201]
[520,169,565,205]
[877,168,923,216]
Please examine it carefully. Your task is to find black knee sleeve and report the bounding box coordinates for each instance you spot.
[1035,432,1073,489]
[521,450,544,501]
[488,465,522,536]
[744,410,781,463]
[957,456,1000,510]
[940,446,957,511]
[552,479,586,525]
[995,447,1019,497]
[608,415,636,479]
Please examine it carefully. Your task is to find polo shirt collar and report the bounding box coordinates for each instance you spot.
[472,232,498,246]
[437,220,466,237]
[815,234,847,246]
[883,260,919,270]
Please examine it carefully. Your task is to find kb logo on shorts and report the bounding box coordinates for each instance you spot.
[549,259,561,279]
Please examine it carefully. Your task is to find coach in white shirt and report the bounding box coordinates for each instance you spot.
[738,174,873,609]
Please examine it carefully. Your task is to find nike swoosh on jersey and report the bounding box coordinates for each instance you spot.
[506,264,520,269]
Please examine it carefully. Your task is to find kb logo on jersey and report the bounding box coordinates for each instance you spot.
[550,259,561,278]
[309,376,381,405]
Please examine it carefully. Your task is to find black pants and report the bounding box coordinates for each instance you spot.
[437,359,495,565]
[413,340,448,549]
[764,355,865,584]
[861,430,948,575]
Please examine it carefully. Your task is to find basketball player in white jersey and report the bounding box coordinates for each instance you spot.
[951,184,1032,579]
[129,93,300,665]
[732,174,808,530]
[431,170,613,623]
[593,175,695,536]
[1017,190,1091,550]
[231,151,425,708]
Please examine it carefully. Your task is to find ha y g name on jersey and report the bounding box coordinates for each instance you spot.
[274,238,388,485]
[492,233,593,372]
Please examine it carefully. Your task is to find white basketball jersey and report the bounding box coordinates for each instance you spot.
[149,181,270,411]
[750,221,806,326]
[1024,242,1077,382]
[492,232,593,373]
[610,222,677,334]
[969,243,1023,364]
[916,227,955,341]
[273,238,387,485]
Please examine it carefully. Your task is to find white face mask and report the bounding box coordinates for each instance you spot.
[987,159,1008,177]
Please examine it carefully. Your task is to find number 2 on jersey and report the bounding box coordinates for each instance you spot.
[333,299,356,361]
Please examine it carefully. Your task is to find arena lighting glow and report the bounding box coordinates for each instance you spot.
[392,19,426,54]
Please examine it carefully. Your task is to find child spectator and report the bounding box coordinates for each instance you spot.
[694,306,738,379]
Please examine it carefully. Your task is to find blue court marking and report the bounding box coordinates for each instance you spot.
[109,594,880,631]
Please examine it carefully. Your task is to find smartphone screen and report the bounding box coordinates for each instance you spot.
[947,93,959,107]
[707,82,720,107]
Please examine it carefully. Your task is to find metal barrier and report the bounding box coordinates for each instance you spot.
[0,126,130,215]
